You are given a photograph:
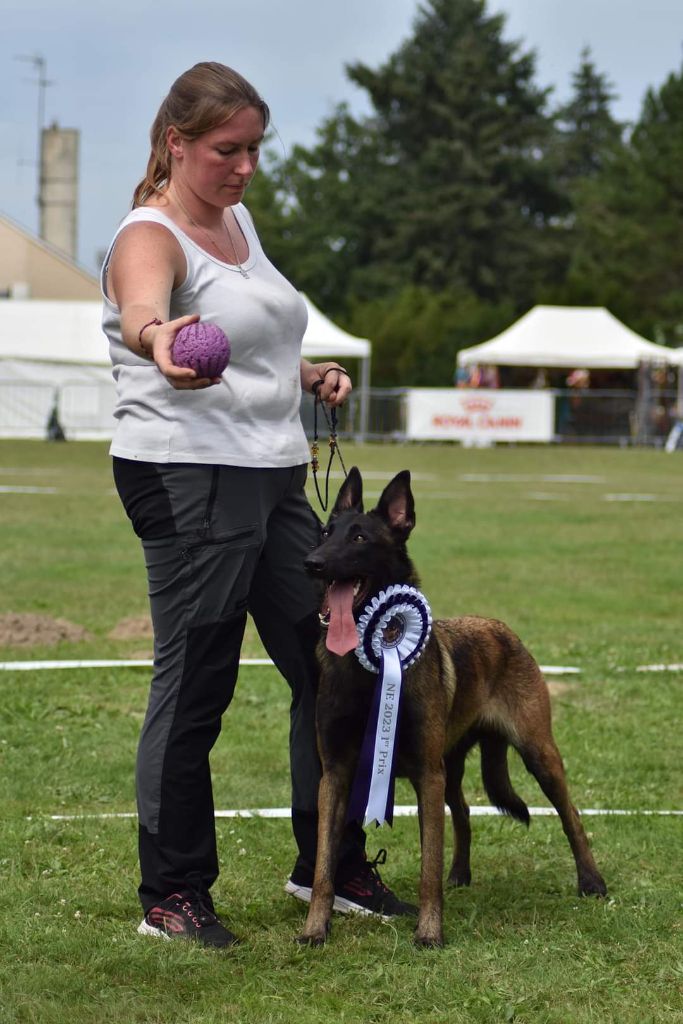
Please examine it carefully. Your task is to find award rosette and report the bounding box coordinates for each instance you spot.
[347,584,432,827]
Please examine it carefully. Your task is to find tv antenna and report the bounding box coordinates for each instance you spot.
[15,53,54,215]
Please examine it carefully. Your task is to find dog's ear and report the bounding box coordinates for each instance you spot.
[331,465,363,516]
[374,470,415,539]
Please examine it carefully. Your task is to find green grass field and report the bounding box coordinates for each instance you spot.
[0,440,681,1024]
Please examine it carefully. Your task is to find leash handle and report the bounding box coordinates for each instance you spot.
[311,384,348,512]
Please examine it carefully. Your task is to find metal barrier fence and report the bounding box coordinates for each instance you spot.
[1,381,680,447]
[300,389,407,441]
[559,387,679,445]
[0,381,116,440]
[305,388,681,447]
[554,389,638,445]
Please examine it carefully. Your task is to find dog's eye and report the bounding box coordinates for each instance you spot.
[320,528,330,539]
[353,532,365,544]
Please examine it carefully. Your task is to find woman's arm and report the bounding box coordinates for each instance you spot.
[108,222,218,390]
[301,359,352,407]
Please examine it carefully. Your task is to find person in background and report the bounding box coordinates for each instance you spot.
[454,363,470,387]
[101,61,415,948]
[479,364,499,389]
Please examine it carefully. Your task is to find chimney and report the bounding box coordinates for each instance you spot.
[40,122,79,260]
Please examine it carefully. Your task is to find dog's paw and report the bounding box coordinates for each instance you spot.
[578,872,607,898]
[413,930,444,949]
[296,923,330,947]
[447,868,471,887]
[296,934,327,947]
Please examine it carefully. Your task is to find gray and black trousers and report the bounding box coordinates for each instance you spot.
[113,458,364,911]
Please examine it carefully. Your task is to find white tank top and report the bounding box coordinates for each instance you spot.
[101,205,310,467]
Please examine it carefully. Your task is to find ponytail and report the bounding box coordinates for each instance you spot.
[132,109,172,207]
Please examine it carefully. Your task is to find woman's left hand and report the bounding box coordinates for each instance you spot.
[302,360,353,407]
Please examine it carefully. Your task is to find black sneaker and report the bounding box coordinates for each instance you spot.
[138,890,239,948]
[285,849,417,920]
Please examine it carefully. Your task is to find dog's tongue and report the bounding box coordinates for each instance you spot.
[326,582,359,656]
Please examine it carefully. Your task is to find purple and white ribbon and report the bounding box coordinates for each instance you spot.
[347,585,432,827]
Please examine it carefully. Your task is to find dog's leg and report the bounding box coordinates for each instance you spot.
[519,737,607,897]
[296,768,349,945]
[412,761,446,947]
[444,748,472,887]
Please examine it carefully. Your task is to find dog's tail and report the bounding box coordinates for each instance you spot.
[479,733,530,826]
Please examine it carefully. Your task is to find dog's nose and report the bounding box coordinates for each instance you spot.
[304,552,325,575]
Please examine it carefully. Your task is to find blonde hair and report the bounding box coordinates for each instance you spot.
[132,62,270,207]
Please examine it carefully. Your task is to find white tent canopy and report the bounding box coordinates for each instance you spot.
[300,293,371,362]
[457,305,675,370]
[665,347,683,366]
[0,295,371,365]
[0,295,371,439]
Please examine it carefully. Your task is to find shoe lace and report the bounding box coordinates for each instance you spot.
[183,877,218,925]
[365,849,391,896]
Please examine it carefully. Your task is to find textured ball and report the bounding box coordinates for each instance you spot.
[172,322,231,378]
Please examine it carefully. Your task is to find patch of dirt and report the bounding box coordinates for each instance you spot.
[108,615,153,641]
[128,649,154,661]
[0,613,93,648]
[547,679,575,697]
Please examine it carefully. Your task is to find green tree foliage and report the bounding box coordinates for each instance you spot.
[250,0,573,384]
[343,0,564,305]
[264,108,385,307]
[553,47,625,189]
[568,64,683,342]
[538,47,625,306]
[264,0,563,312]
[347,286,514,386]
[242,153,292,275]
[249,4,682,382]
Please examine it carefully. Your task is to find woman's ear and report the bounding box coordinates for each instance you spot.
[166,126,184,160]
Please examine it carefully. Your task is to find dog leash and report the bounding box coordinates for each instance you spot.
[311,381,348,512]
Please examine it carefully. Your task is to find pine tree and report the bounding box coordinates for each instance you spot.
[268,0,563,315]
[538,48,626,305]
[554,47,625,187]
[346,0,563,302]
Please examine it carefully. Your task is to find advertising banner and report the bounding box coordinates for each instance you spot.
[405,389,555,443]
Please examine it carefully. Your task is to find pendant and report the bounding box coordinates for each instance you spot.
[239,266,250,279]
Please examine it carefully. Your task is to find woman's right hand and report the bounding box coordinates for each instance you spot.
[144,314,223,390]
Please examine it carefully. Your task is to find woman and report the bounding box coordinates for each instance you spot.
[101,62,414,947]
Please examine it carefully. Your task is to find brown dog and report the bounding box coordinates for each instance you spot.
[299,467,606,947]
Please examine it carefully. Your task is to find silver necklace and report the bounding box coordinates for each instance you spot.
[170,188,250,279]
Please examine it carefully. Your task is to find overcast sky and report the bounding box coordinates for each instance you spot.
[2,0,682,275]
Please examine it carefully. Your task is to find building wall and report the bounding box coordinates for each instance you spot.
[0,213,99,301]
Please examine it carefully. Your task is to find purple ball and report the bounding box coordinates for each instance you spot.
[172,322,231,378]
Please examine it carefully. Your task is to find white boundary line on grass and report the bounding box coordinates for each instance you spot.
[0,658,272,670]
[44,805,683,822]
[635,663,683,672]
[0,659,581,675]
[5,659,682,677]
[0,484,59,494]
